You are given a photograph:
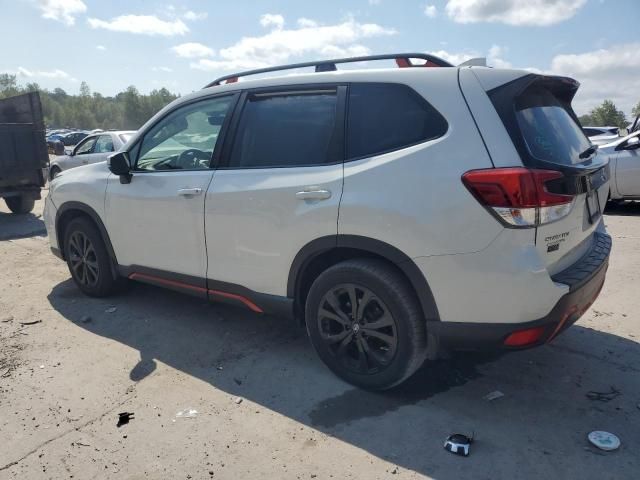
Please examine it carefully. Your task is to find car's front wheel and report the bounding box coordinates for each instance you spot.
[305,259,427,390]
[64,217,118,297]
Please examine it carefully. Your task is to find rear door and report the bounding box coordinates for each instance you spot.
[205,86,345,296]
[485,74,610,274]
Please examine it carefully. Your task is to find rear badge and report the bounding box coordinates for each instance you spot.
[547,243,560,253]
[545,232,569,253]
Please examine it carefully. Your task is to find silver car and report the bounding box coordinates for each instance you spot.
[598,130,640,202]
[49,131,135,179]
[583,126,619,145]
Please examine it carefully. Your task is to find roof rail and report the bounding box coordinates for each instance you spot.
[203,53,454,88]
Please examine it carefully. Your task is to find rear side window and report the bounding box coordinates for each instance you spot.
[228,90,339,168]
[347,83,447,159]
[515,86,591,165]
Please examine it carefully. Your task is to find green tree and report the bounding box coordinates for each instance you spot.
[632,101,640,118]
[0,73,179,129]
[587,100,627,128]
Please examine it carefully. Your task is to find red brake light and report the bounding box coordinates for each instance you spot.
[462,168,575,228]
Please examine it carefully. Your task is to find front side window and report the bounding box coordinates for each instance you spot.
[228,90,339,168]
[347,83,448,159]
[136,95,234,171]
[94,135,114,153]
[74,137,96,155]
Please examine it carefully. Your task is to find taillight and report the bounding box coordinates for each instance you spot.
[462,168,575,228]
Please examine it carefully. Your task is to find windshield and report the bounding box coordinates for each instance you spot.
[515,87,591,165]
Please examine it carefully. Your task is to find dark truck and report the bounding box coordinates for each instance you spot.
[0,92,48,214]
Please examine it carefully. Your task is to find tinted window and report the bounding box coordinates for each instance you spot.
[516,87,591,165]
[228,90,339,168]
[347,83,447,159]
[94,135,114,153]
[136,95,233,171]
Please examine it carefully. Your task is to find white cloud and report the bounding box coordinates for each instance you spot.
[190,16,396,72]
[549,43,640,115]
[171,42,215,58]
[260,13,285,30]
[87,15,189,36]
[297,17,318,28]
[445,0,587,26]
[432,42,639,116]
[183,10,208,21]
[37,0,87,26]
[96,45,106,51]
[369,0,382,4]
[152,66,173,72]
[423,5,437,18]
[428,44,510,67]
[16,67,77,82]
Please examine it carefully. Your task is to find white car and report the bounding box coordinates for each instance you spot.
[583,126,619,145]
[49,131,135,180]
[598,130,640,201]
[44,53,611,390]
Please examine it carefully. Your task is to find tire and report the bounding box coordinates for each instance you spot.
[49,166,61,181]
[305,259,428,390]
[5,195,35,214]
[63,217,117,297]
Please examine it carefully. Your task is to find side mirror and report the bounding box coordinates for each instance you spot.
[625,136,640,149]
[108,152,132,183]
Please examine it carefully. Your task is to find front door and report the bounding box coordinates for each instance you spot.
[205,86,345,296]
[105,94,237,284]
[615,134,640,196]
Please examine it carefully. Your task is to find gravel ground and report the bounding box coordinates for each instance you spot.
[1,198,639,480]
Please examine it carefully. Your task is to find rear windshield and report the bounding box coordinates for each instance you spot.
[515,87,591,165]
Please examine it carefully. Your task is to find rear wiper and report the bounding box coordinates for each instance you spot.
[579,145,598,159]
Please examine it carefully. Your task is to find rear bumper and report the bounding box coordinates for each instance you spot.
[430,232,611,351]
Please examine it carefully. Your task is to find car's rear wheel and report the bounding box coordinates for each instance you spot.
[64,217,117,297]
[305,259,427,390]
[4,195,35,214]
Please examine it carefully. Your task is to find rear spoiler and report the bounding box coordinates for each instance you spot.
[459,58,487,67]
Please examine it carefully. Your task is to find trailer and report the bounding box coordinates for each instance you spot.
[0,92,48,214]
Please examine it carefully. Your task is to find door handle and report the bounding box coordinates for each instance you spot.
[177,188,203,196]
[295,188,332,200]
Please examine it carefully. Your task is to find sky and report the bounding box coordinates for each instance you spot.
[2,0,639,116]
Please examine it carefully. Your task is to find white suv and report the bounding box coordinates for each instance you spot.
[44,54,612,390]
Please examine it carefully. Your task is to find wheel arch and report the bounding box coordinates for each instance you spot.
[288,235,440,323]
[55,202,118,276]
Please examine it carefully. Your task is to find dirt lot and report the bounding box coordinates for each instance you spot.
[0,197,639,480]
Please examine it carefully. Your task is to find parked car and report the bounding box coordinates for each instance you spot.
[59,131,89,147]
[0,92,48,213]
[48,131,135,179]
[44,53,611,390]
[598,130,640,202]
[583,126,619,145]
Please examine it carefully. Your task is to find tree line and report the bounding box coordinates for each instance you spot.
[578,99,639,129]
[0,73,179,130]
[1,73,638,131]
